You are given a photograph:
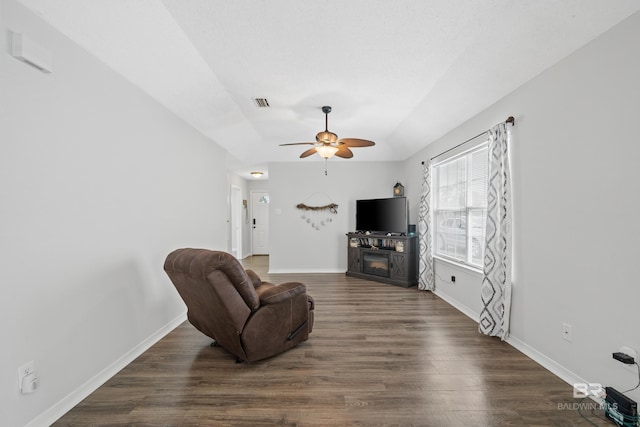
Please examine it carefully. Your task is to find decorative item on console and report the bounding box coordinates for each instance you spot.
[393,182,404,197]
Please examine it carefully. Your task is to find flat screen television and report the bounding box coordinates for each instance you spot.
[356,197,408,235]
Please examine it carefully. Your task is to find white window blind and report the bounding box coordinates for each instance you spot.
[433,142,488,268]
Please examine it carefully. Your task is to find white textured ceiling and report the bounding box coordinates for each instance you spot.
[18,0,640,178]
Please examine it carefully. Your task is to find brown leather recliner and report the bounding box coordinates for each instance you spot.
[164,248,314,362]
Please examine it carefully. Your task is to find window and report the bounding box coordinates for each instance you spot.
[433,143,488,269]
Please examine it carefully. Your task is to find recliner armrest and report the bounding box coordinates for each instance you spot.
[259,282,307,306]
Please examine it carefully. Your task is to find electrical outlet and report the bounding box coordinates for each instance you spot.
[562,323,573,342]
[18,361,35,391]
[451,275,456,283]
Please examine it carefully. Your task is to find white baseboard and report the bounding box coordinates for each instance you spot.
[506,334,588,387]
[27,313,187,427]
[432,289,480,323]
[433,290,587,389]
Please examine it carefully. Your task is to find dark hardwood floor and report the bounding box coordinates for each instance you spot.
[54,256,609,426]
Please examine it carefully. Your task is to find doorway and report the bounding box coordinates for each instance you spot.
[251,191,269,255]
[230,185,242,259]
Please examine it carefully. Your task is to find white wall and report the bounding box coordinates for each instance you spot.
[0,2,231,425]
[268,161,406,272]
[405,11,640,401]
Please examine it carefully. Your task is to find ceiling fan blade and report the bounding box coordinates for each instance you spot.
[335,146,353,159]
[279,142,316,146]
[338,138,376,147]
[300,147,318,158]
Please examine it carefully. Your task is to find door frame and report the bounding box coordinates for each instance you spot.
[230,185,242,259]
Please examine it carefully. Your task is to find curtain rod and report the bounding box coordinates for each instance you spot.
[422,116,515,164]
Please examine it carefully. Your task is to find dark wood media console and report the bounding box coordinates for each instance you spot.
[345,233,418,287]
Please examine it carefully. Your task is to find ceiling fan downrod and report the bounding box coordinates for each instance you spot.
[322,105,331,132]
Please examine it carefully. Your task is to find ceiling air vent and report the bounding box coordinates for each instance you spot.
[253,98,270,108]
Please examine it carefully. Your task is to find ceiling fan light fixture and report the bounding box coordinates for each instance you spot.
[315,145,339,159]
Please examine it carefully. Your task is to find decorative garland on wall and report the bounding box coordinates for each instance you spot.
[296,203,338,213]
[296,203,338,230]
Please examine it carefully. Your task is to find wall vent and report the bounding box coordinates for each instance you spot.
[253,98,270,108]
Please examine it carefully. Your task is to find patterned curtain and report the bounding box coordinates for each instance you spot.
[418,161,434,291]
[479,123,512,339]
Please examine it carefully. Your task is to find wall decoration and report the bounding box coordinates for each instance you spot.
[296,196,338,231]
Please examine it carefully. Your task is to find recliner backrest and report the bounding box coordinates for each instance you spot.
[165,248,260,310]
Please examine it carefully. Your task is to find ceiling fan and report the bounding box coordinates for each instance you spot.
[280,106,375,160]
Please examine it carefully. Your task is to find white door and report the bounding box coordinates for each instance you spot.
[230,186,242,258]
[251,191,269,255]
